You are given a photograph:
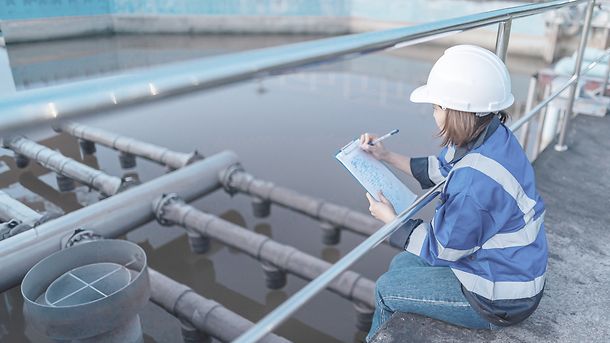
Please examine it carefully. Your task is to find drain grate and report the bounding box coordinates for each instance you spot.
[45,262,134,307]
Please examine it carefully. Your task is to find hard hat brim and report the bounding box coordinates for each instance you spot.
[409,85,433,104]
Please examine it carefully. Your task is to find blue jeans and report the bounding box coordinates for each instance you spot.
[366,251,493,342]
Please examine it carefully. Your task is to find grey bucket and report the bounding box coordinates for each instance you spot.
[21,239,150,343]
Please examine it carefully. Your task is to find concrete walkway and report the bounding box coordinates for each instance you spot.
[370,113,610,342]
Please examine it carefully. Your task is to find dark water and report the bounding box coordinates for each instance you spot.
[0,34,545,342]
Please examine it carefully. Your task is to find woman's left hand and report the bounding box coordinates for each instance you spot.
[366,191,397,224]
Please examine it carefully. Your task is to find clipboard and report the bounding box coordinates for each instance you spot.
[335,139,416,213]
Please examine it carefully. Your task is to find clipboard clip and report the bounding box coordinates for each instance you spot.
[339,139,359,154]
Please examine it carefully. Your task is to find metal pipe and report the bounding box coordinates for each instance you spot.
[0,0,588,133]
[3,136,125,196]
[495,19,512,62]
[0,151,240,292]
[533,85,552,159]
[54,124,384,243]
[233,184,444,343]
[518,75,538,150]
[0,190,42,224]
[222,170,383,239]
[555,0,597,151]
[148,268,291,343]
[55,121,202,170]
[153,194,376,309]
[602,22,610,97]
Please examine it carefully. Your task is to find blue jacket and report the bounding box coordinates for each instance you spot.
[406,114,547,325]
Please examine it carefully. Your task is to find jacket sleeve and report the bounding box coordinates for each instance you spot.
[405,191,488,266]
[410,146,454,189]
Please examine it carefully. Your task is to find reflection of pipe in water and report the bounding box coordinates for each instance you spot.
[3,136,130,196]
[153,194,375,330]
[0,151,240,292]
[54,121,202,170]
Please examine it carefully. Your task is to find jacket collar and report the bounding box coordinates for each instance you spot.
[448,114,501,164]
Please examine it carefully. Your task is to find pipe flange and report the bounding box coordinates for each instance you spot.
[220,163,246,196]
[153,193,184,226]
[61,228,103,249]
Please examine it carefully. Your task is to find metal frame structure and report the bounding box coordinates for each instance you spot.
[0,0,608,342]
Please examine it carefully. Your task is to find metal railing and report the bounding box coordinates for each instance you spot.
[0,0,594,134]
[232,1,607,342]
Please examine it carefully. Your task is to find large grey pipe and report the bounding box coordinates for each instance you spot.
[149,268,290,343]
[153,195,375,309]
[55,121,202,169]
[0,151,240,292]
[3,136,124,196]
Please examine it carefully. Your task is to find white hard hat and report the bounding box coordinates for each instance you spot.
[410,45,514,114]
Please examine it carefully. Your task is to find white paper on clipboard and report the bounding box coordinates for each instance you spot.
[335,139,416,213]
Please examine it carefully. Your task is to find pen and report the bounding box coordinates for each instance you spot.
[368,129,399,146]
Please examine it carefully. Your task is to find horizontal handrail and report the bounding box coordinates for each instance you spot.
[0,0,587,133]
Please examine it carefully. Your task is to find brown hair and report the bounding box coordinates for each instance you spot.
[439,107,509,147]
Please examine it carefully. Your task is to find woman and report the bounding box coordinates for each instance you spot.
[361,45,548,342]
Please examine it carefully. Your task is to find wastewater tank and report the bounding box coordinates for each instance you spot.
[21,239,150,343]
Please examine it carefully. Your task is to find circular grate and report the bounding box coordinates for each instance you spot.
[44,262,131,307]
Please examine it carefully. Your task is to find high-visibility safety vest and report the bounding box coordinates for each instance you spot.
[407,114,547,326]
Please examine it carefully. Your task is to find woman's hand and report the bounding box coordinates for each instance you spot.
[366,192,397,224]
[360,133,390,161]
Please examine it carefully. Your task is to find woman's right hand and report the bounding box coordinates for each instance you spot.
[360,133,390,161]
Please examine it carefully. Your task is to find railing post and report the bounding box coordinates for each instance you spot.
[602,23,610,97]
[519,75,538,151]
[555,0,596,152]
[495,19,512,62]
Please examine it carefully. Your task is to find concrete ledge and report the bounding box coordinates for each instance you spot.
[1,15,113,43]
[112,15,351,35]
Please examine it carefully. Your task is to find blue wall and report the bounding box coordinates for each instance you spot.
[0,0,542,35]
[0,0,111,20]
